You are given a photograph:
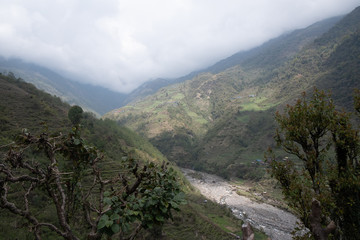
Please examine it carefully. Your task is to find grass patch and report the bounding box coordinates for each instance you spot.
[239,97,278,112]
[240,101,262,111]
[172,92,185,100]
[238,151,265,163]
[188,111,208,124]
[237,114,250,123]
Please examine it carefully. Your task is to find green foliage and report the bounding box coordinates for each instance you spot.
[0,127,185,240]
[274,90,334,194]
[267,89,360,239]
[97,160,186,237]
[0,127,100,239]
[68,105,83,125]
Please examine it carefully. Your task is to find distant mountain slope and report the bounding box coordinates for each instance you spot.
[104,6,360,178]
[122,15,341,104]
[0,58,126,115]
[316,26,360,107]
[205,15,342,73]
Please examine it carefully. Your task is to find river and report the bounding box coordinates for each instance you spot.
[181,168,300,240]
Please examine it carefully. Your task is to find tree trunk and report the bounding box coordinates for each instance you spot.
[309,199,336,240]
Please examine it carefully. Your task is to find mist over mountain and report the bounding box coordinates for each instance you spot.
[1,4,360,239]
[1,1,357,93]
[123,15,342,104]
[105,6,360,178]
[0,12,351,117]
[1,6,360,180]
[0,57,126,115]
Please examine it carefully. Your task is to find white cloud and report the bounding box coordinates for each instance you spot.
[0,0,358,92]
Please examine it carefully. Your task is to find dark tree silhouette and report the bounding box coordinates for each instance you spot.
[68,105,84,125]
[267,89,360,239]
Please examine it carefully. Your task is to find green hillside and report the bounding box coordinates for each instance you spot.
[0,73,262,239]
[104,6,360,179]
[0,73,162,163]
[0,58,126,115]
[0,72,70,144]
[122,15,341,105]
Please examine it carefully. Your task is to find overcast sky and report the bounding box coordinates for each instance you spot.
[0,0,358,93]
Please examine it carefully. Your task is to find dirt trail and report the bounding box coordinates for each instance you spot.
[181,168,299,240]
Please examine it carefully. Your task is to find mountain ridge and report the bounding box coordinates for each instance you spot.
[0,14,346,116]
[104,6,360,178]
[122,15,342,105]
[0,57,126,115]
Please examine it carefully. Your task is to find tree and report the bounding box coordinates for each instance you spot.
[267,89,360,240]
[68,105,84,125]
[0,127,185,239]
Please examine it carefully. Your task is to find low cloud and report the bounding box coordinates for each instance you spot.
[0,0,358,93]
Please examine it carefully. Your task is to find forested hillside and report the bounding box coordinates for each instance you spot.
[104,7,360,179]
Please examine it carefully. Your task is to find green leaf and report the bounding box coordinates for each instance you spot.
[97,219,106,230]
[160,205,168,213]
[104,197,112,206]
[100,214,109,221]
[74,138,81,145]
[121,222,130,232]
[110,213,120,221]
[132,210,141,216]
[106,220,113,227]
[133,203,139,210]
[170,202,179,209]
[155,215,164,222]
[111,223,120,233]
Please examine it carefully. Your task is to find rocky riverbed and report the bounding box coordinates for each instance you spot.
[181,168,299,240]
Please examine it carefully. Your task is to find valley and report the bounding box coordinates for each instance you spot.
[104,6,360,181]
[1,4,360,239]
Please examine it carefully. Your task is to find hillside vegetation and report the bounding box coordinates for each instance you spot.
[104,6,360,179]
[0,73,263,239]
[0,58,126,115]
